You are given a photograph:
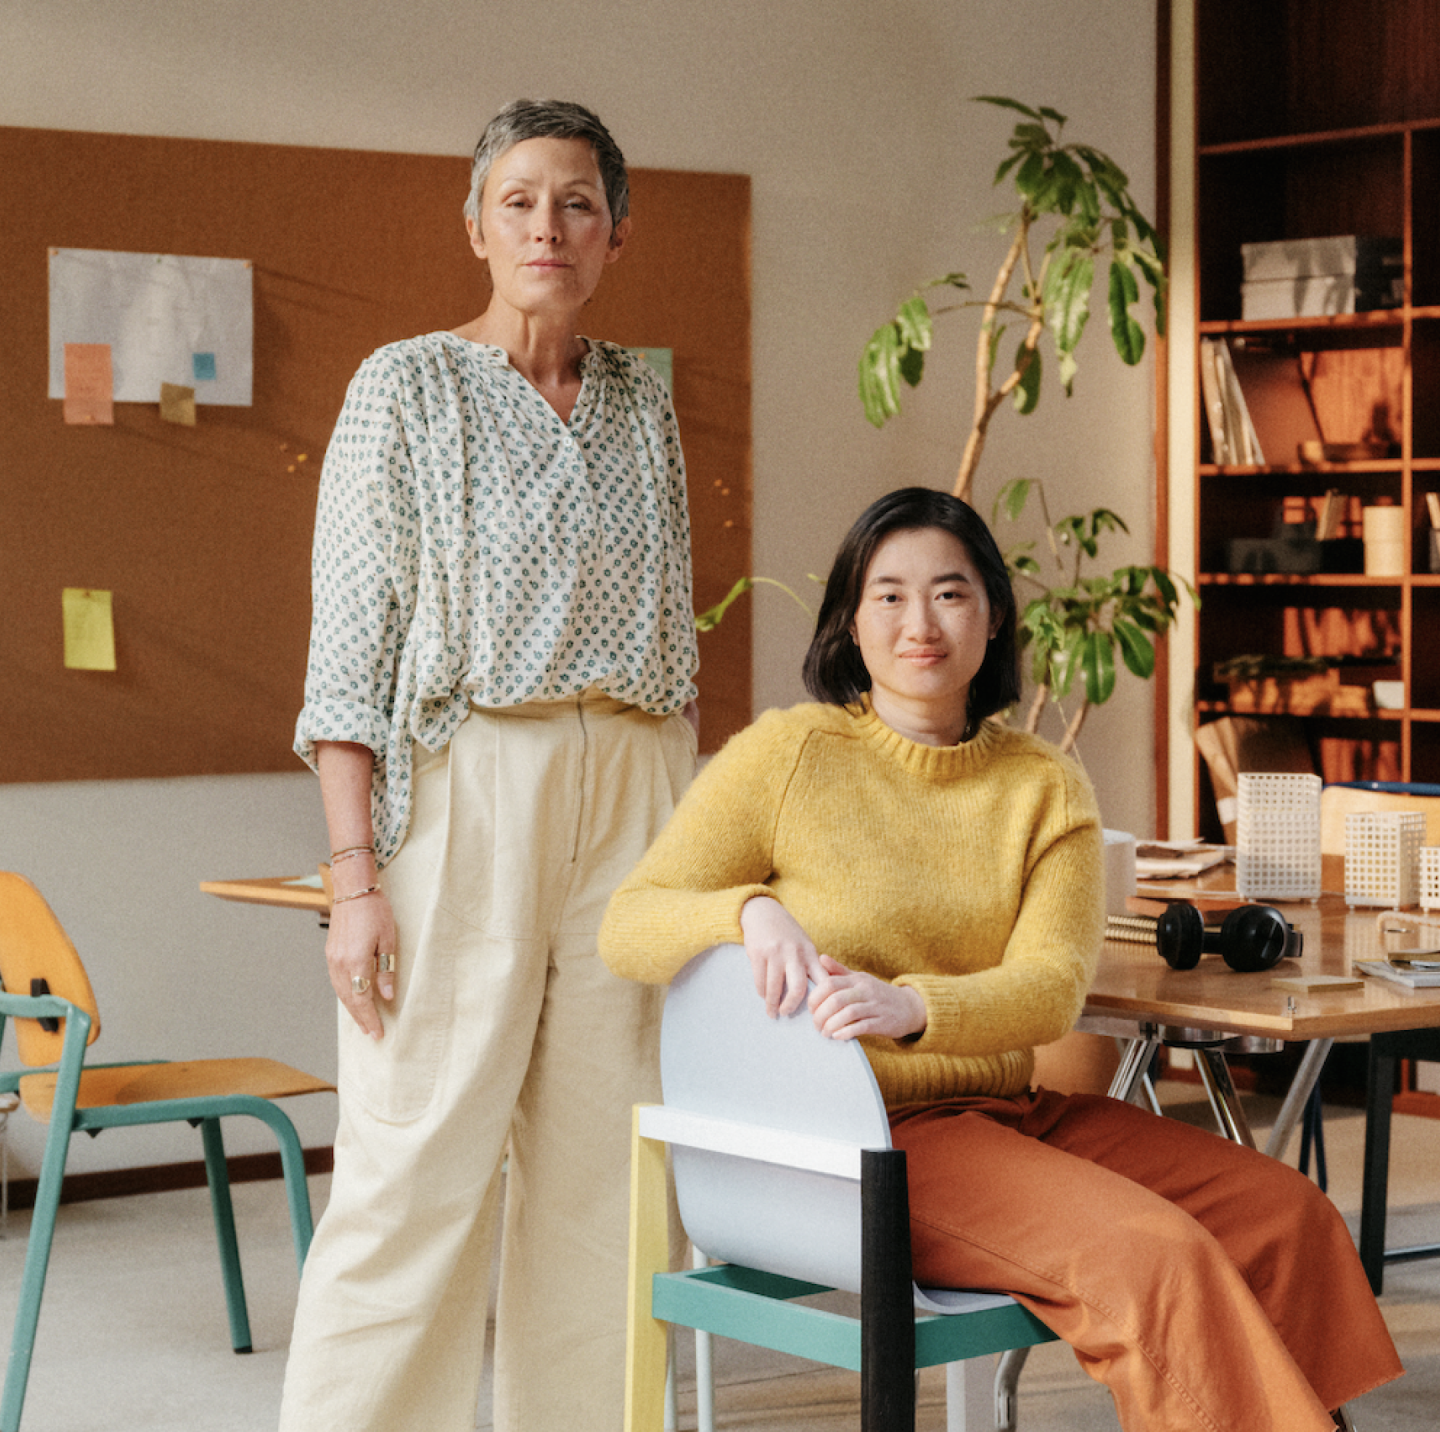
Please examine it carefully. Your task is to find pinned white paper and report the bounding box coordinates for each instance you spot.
[48,248,253,406]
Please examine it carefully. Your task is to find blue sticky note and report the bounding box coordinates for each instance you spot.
[192,352,218,382]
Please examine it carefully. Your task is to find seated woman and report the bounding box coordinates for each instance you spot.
[599,486,1400,1432]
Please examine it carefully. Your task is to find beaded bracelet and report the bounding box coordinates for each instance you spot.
[331,884,381,905]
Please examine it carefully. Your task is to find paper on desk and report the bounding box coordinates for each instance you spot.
[1134,841,1232,880]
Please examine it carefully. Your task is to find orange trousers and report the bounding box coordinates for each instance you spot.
[890,1090,1402,1432]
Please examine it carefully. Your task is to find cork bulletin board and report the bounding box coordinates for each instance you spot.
[0,126,752,783]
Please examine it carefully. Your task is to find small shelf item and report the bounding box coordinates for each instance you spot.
[1344,811,1425,908]
[1420,848,1440,912]
[1235,772,1322,901]
[1240,236,1403,321]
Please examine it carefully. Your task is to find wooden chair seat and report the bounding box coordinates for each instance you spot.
[18,1057,333,1121]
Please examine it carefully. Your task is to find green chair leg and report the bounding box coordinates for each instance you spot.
[0,1006,90,1432]
[200,1118,253,1354]
[240,1097,316,1273]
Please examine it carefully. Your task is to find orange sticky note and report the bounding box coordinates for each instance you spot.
[160,382,197,426]
[63,343,114,425]
[62,588,117,671]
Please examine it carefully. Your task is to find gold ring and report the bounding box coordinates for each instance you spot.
[375,952,396,974]
[350,974,372,996]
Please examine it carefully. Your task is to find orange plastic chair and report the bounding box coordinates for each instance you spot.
[0,871,334,1432]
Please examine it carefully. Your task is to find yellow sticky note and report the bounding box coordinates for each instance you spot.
[160,382,197,426]
[62,588,117,671]
[63,343,115,426]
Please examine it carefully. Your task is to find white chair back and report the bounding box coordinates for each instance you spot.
[661,944,889,1295]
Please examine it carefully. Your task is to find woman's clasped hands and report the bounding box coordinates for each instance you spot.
[739,896,926,1040]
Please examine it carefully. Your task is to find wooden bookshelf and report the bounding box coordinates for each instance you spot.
[1188,0,1440,836]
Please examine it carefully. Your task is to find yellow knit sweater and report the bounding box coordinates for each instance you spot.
[599,700,1105,1106]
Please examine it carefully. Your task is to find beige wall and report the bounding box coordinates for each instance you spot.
[0,0,1157,1176]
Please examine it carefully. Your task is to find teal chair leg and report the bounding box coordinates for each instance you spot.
[242,1098,316,1273]
[0,1007,90,1432]
[200,1118,253,1354]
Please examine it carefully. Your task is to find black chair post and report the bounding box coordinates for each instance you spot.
[861,1147,916,1432]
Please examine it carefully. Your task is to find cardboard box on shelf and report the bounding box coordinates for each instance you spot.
[1239,235,1402,320]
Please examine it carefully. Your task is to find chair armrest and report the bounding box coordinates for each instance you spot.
[638,1104,870,1180]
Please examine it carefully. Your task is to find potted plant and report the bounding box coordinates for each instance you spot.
[857,97,1189,752]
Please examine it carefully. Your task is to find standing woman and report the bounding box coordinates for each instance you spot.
[280,100,699,1432]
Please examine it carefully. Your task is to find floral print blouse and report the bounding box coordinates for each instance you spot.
[295,332,698,866]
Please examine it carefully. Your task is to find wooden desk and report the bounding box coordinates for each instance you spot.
[1083,872,1440,1155]
[199,874,330,918]
[1088,885,1440,1043]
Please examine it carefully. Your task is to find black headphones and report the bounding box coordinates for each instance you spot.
[1155,902,1303,972]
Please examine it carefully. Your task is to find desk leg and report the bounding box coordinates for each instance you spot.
[1108,1035,1161,1104]
[1263,1039,1332,1161]
[1195,1048,1257,1149]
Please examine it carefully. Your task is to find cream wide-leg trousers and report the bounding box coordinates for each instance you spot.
[279,694,696,1432]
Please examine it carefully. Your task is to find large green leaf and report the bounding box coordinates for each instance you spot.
[1107,260,1145,365]
[1044,250,1093,366]
[1113,617,1155,678]
[995,477,1035,523]
[895,294,933,352]
[1079,630,1117,706]
[858,323,905,427]
[1014,149,1045,199]
[1045,151,1085,216]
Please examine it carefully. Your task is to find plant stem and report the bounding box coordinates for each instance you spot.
[1058,698,1089,754]
[1023,684,1050,734]
[749,576,813,616]
[1022,682,1089,754]
[954,216,1045,505]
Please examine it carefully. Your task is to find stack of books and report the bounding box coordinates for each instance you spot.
[1199,337,1262,466]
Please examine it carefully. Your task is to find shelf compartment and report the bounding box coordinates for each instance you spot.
[1198,0,1440,147]
[1195,585,1402,702]
[1198,142,1404,324]
[1413,129,1440,306]
[1311,719,1404,786]
[1411,590,1440,709]
[1413,320,1440,458]
[1198,330,1404,468]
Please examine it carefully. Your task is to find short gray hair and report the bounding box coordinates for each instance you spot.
[463,99,629,228]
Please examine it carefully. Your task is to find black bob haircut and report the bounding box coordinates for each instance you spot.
[802,486,1021,729]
